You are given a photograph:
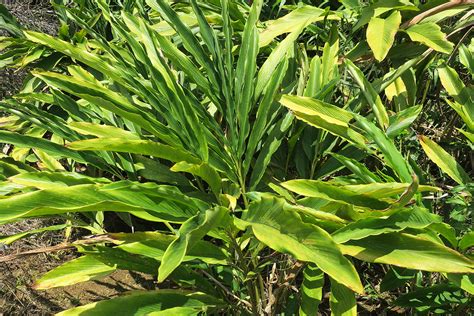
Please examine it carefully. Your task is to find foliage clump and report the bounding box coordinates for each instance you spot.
[0,0,472,314]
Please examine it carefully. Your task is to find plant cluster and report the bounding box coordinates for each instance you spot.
[0,0,472,314]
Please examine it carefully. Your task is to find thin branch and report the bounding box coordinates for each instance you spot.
[447,26,473,64]
[0,234,114,263]
[200,269,253,309]
[401,0,474,29]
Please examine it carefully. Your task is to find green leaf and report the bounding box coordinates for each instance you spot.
[0,130,104,168]
[459,44,474,76]
[244,195,364,293]
[386,105,422,138]
[56,290,223,316]
[340,233,474,273]
[280,95,367,147]
[405,22,454,54]
[330,278,357,316]
[0,4,23,37]
[249,113,293,190]
[340,182,438,198]
[147,307,203,316]
[419,135,470,185]
[355,114,413,183]
[114,232,227,265]
[34,149,66,172]
[354,0,417,31]
[282,180,391,210]
[459,128,474,142]
[332,207,441,243]
[447,273,474,295]
[0,224,68,245]
[9,171,110,189]
[299,264,324,316]
[69,122,140,140]
[34,255,116,290]
[146,0,220,93]
[438,64,473,105]
[330,153,380,183]
[459,231,474,252]
[438,64,473,130]
[345,60,389,129]
[31,70,176,144]
[68,138,200,164]
[259,5,338,47]
[244,58,288,176]
[367,11,401,62]
[158,206,227,282]
[234,0,261,156]
[255,28,301,99]
[393,284,468,311]
[380,267,416,292]
[0,181,206,224]
[171,162,221,196]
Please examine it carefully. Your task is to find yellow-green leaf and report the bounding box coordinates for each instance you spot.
[340,233,473,273]
[419,135,470,185]
[367,11,401,61]
[405,22,454,54]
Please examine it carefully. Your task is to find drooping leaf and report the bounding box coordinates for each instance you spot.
[56,290,224,316]
[386,105,422,138]
[68,138,200,164]
[354,0,417,31]
[9,171,110,189]
[0,4,23,37]
[0,181,206,224]
[405,22,454,54]
[340,182,439,198]
[280,95,367,147]
[243,195,364,293]
[110,231,227,265]
[380,267,416,292]
[419,135,470,185]
[34,255,116,290]
[332,207,441,243]
[69,122,141,140]
[459,231,474,252]
[459,44,474,76]
[339,232,474,273]
[171,162,221,196]
[158,206,227,282]
[330,153,380,183]
[259,5,339,47]
[0,223,68,246]
[0,130,105,168]
[282,179,391,210]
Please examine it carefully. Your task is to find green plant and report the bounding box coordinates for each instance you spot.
[0,0,473,314]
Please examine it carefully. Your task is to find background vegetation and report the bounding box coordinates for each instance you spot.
[0,0,472,314]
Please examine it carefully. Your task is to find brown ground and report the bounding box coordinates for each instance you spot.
[0,0,57,99]
[0,219,157,315]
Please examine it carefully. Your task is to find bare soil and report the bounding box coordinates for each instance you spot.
[0,219,157,315]
[0,0,57,99]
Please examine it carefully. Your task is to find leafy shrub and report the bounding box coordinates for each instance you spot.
[0,0,472,314]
